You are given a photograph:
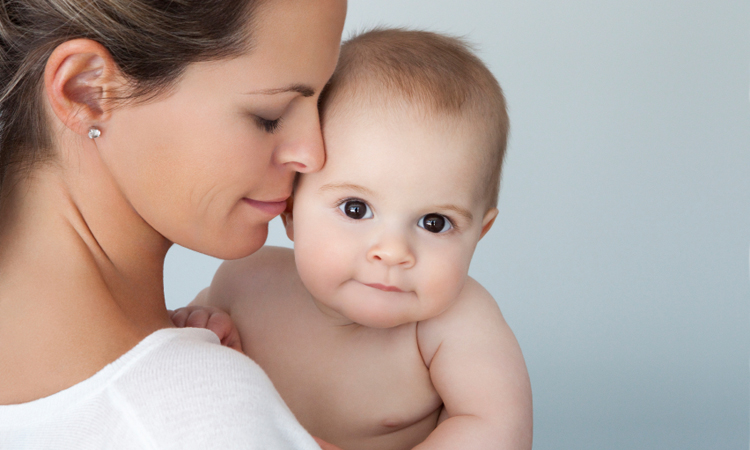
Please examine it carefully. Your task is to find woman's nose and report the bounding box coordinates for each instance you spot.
[366,232,416,268]
[275,104,325,173]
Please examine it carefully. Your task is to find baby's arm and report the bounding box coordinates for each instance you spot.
[171,247,286,350]
[169,248,283,350]
[416,278,532,450]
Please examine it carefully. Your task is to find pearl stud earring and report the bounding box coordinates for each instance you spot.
[88,127,101,139]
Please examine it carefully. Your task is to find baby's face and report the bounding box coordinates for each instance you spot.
[286,103,497,328]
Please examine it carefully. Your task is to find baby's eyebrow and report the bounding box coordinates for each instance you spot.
[435,204,473,223]
[318,183,374,196]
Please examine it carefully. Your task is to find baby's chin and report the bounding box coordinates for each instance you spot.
[308,281,430,328]
[338,304,421,329]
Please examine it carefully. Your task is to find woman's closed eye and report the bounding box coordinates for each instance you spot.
[255,116,283,133]
[338,199,373,220]
[418,213,453,233]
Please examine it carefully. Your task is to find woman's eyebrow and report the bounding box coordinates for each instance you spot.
[244,84,315,97]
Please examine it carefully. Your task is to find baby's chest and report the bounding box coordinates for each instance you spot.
[258,324,442,446]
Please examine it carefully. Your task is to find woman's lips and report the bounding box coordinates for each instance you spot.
[365,283,404,293]
[242,198,288,216]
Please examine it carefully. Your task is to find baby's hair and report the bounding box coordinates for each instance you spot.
[319,28,509,209]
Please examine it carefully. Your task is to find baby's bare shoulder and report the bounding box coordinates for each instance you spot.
[417,277,508,364]
[416,278,532,447]
[425,277,504,327]
[197,246,299,312]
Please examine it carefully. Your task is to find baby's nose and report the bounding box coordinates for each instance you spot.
[366,234,415,268]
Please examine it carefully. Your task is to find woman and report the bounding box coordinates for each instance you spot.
[0,0,346,448]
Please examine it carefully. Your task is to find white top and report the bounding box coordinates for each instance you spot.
[0,327,319,450]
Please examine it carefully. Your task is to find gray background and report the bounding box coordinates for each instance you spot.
[165,1,750,448]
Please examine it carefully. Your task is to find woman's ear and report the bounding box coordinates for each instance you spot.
[280,196,295,241]
[479,207,499,240]
[44,39,124,137]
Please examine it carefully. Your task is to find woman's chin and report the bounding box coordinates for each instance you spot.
[183,223,270,261]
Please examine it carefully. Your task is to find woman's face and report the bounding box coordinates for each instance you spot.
[102,0,346,259]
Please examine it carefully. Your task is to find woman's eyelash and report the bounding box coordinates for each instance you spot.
[256,117,282,133]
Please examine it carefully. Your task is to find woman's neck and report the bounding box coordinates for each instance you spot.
[0,160,174,404]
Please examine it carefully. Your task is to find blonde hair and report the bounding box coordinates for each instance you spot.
[320,28,509,209]
[0,0,264,187]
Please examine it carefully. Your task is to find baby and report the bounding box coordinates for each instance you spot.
[177,29,532,450]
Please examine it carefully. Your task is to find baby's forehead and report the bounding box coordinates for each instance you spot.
[322,78,465,121]
[317,99,491,203]
[322,91,490,158]
[322,88,483,140]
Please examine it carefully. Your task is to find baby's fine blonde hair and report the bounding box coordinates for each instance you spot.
[319,28,509,209]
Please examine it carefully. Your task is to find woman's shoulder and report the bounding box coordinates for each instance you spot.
[116,327,279,405]
[122,326,264,380]
[114,327,318,448]
[0,327,318,449]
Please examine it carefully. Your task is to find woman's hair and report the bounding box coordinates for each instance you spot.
[0,0,263,186]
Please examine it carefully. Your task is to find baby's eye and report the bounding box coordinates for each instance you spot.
[339,200,373,220]
[418,213,452,233]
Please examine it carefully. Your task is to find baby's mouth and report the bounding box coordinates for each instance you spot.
[364,283,404,293]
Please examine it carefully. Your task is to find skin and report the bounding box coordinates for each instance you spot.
[0,0,346,416]
[192,101,533,449]
[288,102,498,329]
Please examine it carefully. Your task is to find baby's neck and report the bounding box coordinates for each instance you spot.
[306,291,358,328]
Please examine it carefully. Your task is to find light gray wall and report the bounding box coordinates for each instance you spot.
[165,1,750,448]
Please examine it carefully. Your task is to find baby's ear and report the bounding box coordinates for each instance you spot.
[280,196,295,241]
[479,208,499,240]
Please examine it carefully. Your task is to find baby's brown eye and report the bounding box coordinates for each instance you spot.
[339,200,372,220]
[419,213,452,233]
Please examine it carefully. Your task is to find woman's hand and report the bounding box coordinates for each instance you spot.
[170,305,243,352]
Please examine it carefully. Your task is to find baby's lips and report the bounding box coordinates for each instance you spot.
[364,283,404,293]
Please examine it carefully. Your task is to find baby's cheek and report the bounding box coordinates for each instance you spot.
[422,257,469,313]
[295,229,354,296]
